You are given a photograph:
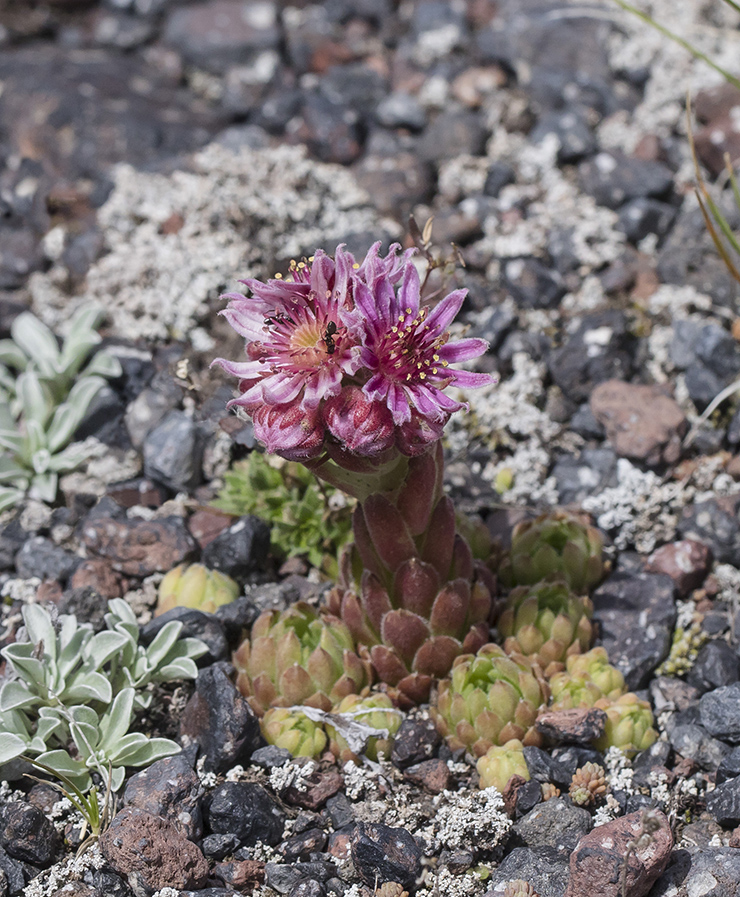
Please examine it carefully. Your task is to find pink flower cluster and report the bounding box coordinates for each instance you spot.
[214,243,491,461]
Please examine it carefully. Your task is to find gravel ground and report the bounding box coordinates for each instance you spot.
[2,0,740,896]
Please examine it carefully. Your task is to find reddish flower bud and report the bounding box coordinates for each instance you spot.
[324,387,395,456]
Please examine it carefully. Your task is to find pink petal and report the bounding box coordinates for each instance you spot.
[438,338,489,364]
[261,373,305,405]
[425,289,466,333]
[396,264,421,317]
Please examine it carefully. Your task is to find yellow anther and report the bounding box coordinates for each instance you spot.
[274,272,283,279]
[433,354,439,361]
[406,373,412,380]
[442,361,448,367]
[391,326,398,333]
[352,263,360,269]
[432,367,438,374]
[406,308,412,314]
[308,256,315,262]
[419,372,426,379]
[297,262,306,268]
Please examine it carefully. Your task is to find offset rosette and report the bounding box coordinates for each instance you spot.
[498,510,604,593]
[476,738,530,793]
[327,446,494,705]
[593,693,658,758]
[325,693,403,763]
[549,647,626,710]
[232,602,371,716]
[261,707,328,758]
[496,581,593,675]
[431,644,549,756]
[156,563,239,616]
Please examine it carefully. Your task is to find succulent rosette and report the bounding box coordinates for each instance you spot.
[476,738,530,793]
[325,692,403,763]
[496,581,594,674]
[261,706,328,758]
[431,644,549,756]
[549,647,626,710]
[593,693,658,758]
[156,563,240,616]
[499,510,604,593]
[232,602,371,716]
[327,444,495,704]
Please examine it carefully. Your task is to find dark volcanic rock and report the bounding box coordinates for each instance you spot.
[123,754,204,841]
[687,640,740,694]
[579,151,673,209]
[678,496,740,566]
[15,536,79,583]
[485,845,569,897]
[180,662,264,773]
[351,822,422,889]
[143,410,206,492]
[700,682,740,743]
[706,776,740,826]
[650,847,740,897]
[592,572,676,689]
[502,257,566,309]
[205,782,285,848]
[513,798,592,853]
[391,717,441,769]
[0,801,59,867]
[201,514,271,578]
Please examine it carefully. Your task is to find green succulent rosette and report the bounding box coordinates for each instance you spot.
[549,647,626,710]
[476,738,530,793]
[233,602,372,716]
[156,563,240,616]
[496,581,594,674]
[593,693,657,758]
[326,693,403,763]
[261,707,328,758]
[431,644,549,757]
[499,510,604,593]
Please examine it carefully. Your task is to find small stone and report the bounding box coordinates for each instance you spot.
[283,769,344,811]
[566,810,671,897]
[417,111,487,163]
[143,410,205,492]
[201,514,271,578]
[68,558,124,598]
[212,858,265,891]
[81,515,196,576]
[187,508,234,549]
[717,746,740,784]
[0,845,25,895]
[0,801,60,867]
[201,832,240,859]
[678,496,740,566]
[123,754,204,841]
[666,722,729,770]
[653,847,740,897]
[280,828,328,862]
[264,861,332,895]
[289,881,326,897]
[700,682,740,743]
[590,380,687,467]
[291,90,363,165]
[687,640,740,694]
[374,92,426,131]
[645,540,712,598]
[485,845,569,897]
[250,745,292,769]
[100,807,209,892]
[502,257,566,310]
[649,676,701,714]
[205,782,285,848]
[391,717,441,769]
[592,572,676,690]
[530,108,597,163]
[163,0,280,73]
[402,759,452,794]
[351,822,422,890]
[180,662,264,773]
[513,797,592,853]
[535,708,607,744]
[707,776,740,826]
[15,536,79,583]
[353,149,433,218]
[522,746,573,790]
[617,198,676,243]
[579,151,674,209]
[483,161,515,197]
[547,309,636,405]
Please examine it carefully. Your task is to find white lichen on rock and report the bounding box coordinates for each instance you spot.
[269,759,317,795]
[29,143,385,343]
[419,787,511,854]
[22,844,106,897]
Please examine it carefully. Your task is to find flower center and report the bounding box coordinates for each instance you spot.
[379,307,450,383]
[263,303,344,371]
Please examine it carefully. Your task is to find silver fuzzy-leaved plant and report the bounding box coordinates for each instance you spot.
[0,600,207,792]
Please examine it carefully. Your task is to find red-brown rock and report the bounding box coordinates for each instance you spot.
[99,807,209,892]
[590,380,687,467]
[693,83,740,176]
[402,758,452,794]
[212,859,265,890]
[535,707,607,744]
[645,540,712,597]
[81,516,196,575]
[69,558,125,598]
[565,810,672,897]
[282,768,344,811]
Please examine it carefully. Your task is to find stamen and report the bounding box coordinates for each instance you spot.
[274,273,283,279]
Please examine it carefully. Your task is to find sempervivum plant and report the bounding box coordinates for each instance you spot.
[232,602,372,716]
[498,510,604,593]
[548,647,626,710]
[156,563,240,616]
[325,693,403,763]
[261,706,328,758]
[327,444,495,704]
[496,581,594,675]
[593,693,658,758]
[431,643,549,756]
[476,738,530,792]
